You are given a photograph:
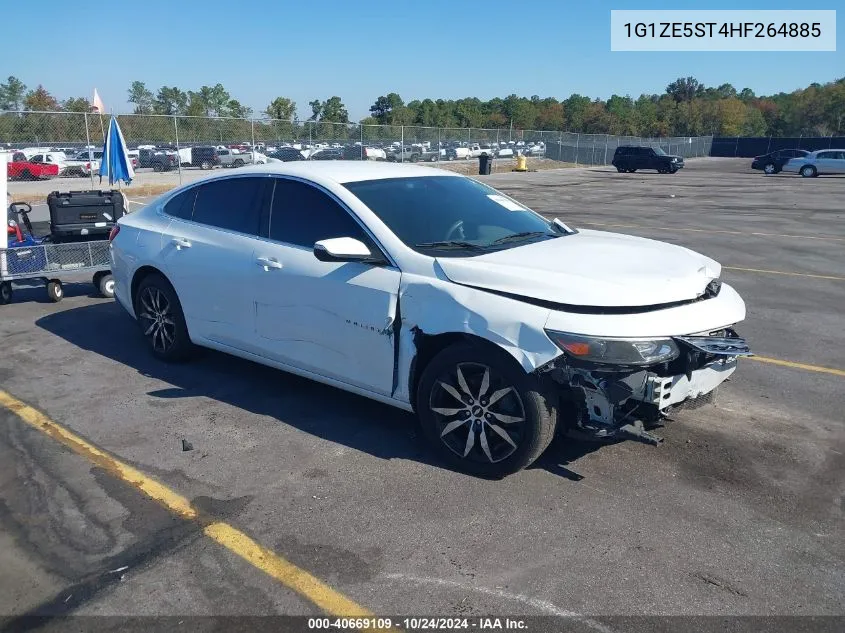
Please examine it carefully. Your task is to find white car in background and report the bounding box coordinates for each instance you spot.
[782,149,845,177]
[109,162,751,478]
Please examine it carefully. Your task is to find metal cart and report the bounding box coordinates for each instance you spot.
[0,239,114,304]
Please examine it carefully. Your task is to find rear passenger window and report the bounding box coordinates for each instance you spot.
[163,188,197,220]
[192,177,266,235]
[270,179,370,249]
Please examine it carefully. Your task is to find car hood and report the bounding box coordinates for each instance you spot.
[435,229,722,308]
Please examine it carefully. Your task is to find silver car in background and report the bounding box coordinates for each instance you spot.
[782,149,845,177]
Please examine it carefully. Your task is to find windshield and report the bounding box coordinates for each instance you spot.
[344,176,561,256]
[652,146,667,155]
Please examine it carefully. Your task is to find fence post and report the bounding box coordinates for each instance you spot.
[438,127,441,163]
[308,122,312,158]
[250,118,256,163]
[83,112,95,188]
[603,136,609,165]
[574,133,579,165]
[360,124,364,160]
[400,125,404,163]
[174,116,182,185]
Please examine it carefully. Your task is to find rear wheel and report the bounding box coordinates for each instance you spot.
[0,282,12,305]
[200,161,212,170]
[46,280,63,303]
[98,273,115,299]
[417,342,557,478]
[233,159,244,167]
[134,274,192,362]
[763,163,776,175]
[616,166,625,173]
[800,165,817,178]
[152,163,163,173]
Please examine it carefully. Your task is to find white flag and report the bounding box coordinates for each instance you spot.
[92,89,106,113]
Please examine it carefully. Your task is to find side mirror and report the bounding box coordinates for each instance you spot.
[313,237,374,263]
[552,217,576,234]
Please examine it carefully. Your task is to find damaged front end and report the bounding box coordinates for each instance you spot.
[536,327,753,445]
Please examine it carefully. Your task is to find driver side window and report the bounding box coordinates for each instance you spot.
[269,178,375,252]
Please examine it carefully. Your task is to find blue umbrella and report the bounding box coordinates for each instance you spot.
[100,116,135,187]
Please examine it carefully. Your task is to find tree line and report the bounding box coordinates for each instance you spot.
[1,75,843,137]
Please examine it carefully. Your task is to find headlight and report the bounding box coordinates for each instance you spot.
[544,330,680,366]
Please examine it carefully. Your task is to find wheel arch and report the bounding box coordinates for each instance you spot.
[130,265,172,312]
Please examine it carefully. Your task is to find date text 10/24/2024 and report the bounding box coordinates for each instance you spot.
[307,618,528,630]
[610,10,836,52]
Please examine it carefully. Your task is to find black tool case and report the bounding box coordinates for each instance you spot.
[47,190,125,242]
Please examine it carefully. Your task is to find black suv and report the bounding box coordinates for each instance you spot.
[750,148,808,175]
[612,145,684,174]
[190,146,221,170]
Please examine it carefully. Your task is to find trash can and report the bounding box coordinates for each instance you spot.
[478,153,492,175]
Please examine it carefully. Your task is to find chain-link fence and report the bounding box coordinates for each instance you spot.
[1,110,714,187]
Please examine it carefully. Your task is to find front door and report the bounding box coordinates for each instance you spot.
[249,178,400,396]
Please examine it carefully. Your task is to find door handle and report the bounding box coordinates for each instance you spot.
[171,237,192,249]
[256,256,283,270]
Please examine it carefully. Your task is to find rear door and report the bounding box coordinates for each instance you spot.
[249,177,401,395]
[159,176,271,349]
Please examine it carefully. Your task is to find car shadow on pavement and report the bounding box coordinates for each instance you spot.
[36,301,605,480]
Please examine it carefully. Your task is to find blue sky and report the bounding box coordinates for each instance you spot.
[5,0,843,120]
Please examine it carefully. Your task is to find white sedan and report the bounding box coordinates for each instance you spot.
[109,162,751,477]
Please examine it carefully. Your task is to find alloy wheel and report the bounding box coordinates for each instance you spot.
[138,287,176,353]
[764,163,775,174]
[429,362,525,464]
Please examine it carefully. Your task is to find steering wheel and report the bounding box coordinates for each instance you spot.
[444,219,465,241]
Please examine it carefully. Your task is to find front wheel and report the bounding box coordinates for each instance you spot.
[0,282,12,305]
[134,274,193,362]
[763,163,776,175]
[417,343,557,478]
[800,165,817,178]
[152,163,163,173]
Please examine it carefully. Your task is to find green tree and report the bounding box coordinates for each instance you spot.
[666,76,704,102]
[308,99,323,121]
[369,93,404,124]
[127,81,154,114]
[0,76,27,110]
[154,86,187,115]
[319,96,349,123]
[63,97,92,112]
[265,97,297,121]
[227,99,252,119]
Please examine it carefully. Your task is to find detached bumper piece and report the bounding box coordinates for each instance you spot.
[542,328,752,445]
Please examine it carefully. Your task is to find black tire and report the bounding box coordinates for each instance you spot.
[233,159,244,167]
[763,163,776,175]
[152,163,163,173]
[616,166,624,173]
[46,280,63,303]
[669,165,678,174]
[134,273,193,362]
[98,273,115,299]
[629,168,637,173]
[800,165,817,178]
[429,154,438,162]
[200,161,212,170]
[0,282,12,305]
[410,154,420,163]
[416,342,557,478]
[21,169,34,181]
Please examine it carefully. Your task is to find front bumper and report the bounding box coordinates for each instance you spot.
[541,329,751,440]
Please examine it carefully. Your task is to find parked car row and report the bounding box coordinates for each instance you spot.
[5,150,99,180]
[751,148,845,177]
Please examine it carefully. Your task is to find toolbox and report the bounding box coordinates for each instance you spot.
[47,190,125,242]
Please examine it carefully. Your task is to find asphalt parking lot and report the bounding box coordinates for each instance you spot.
[1,159,843,628]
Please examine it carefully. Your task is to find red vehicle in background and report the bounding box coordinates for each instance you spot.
[7,152,60,180]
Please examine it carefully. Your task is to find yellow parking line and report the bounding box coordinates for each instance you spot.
[0,389,373,617]
[723,266,845,281]
[575,221,845,243]
[747,356,845,377]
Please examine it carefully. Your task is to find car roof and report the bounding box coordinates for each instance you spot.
[199,160,463,184]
